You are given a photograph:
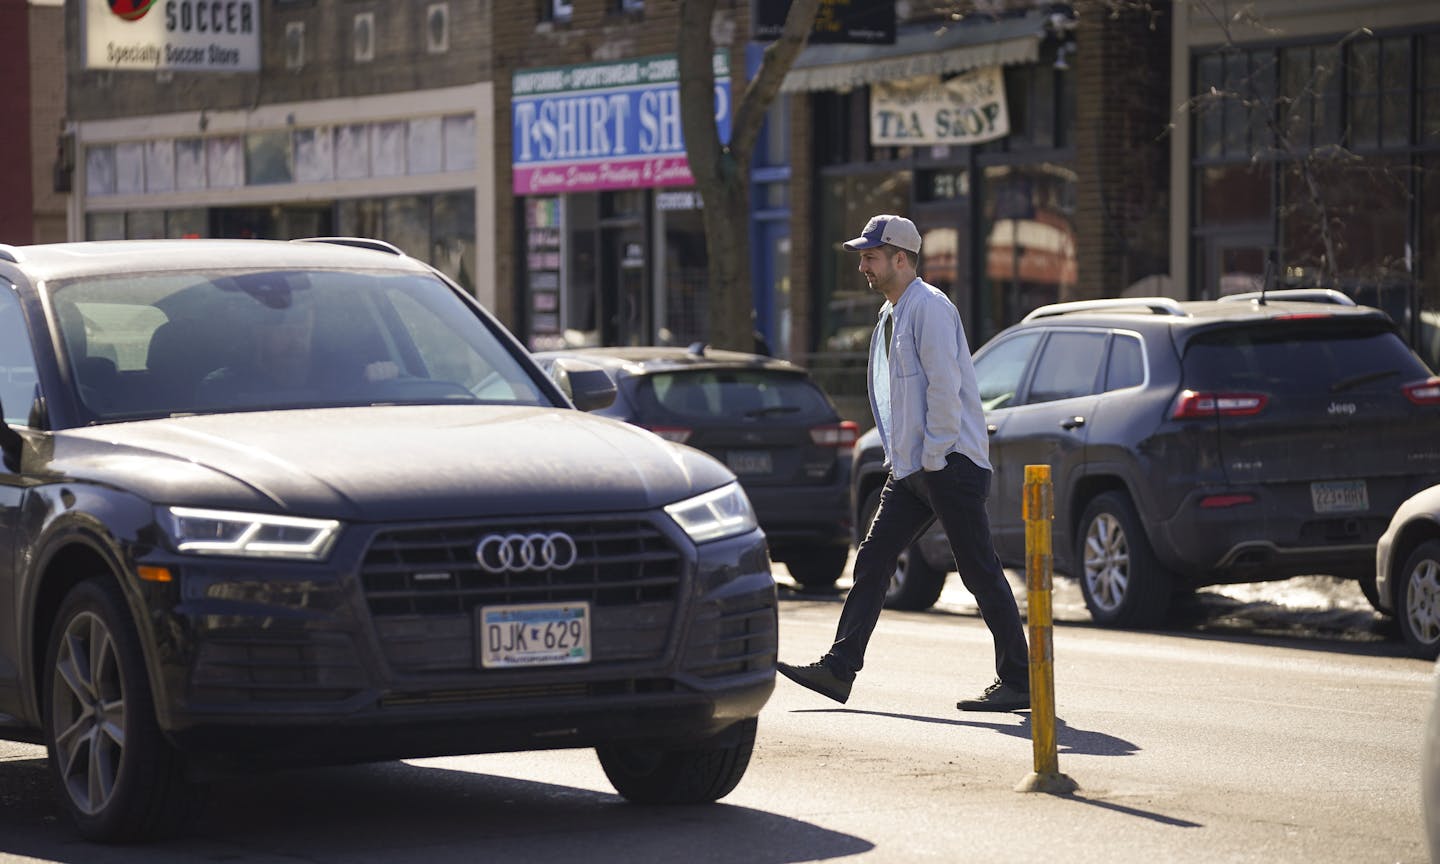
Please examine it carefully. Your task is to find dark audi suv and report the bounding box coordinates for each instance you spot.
[0,239,776,841]
[533,346,856,589]
[852,293,1440,628]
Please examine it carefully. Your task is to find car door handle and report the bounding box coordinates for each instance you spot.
[987,424,998,435]
[1060,416,1086,430]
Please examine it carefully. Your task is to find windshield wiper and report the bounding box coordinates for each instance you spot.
[1329,369,1400,393]
[743,405,801,418]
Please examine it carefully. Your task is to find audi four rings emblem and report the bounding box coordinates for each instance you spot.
[475,532,579,573]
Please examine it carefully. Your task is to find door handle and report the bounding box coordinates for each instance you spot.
[1060,416,1086,430]
[987,424,998,435]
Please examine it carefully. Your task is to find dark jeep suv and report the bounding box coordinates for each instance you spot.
[851,293,1440,627]
[533,345,856,589]
[0,239,776,841]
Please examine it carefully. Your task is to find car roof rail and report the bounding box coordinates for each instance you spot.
[1216,288,1356,306]
[0,245,20,264]
[292,237,405,256]
[1022,296,1187,321]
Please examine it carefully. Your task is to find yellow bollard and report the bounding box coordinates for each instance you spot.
[1015,464,1078,794]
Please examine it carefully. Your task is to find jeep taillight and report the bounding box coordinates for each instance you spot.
[810,421,859,449]
[1172,390,1269,419]
[1404,377,1440,406]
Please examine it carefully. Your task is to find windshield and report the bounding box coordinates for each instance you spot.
[632,369,836,422]
[54,268,553,422]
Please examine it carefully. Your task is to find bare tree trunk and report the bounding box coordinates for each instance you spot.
[677,0,818,351]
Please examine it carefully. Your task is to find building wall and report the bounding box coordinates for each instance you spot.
[67,0,494,119]
[64,0,496,301]
[1170,0,1440,302]
[29,0,67,244]
[1074,0,1172,298]
[1,0,35,245]
[1183,0,1438,46]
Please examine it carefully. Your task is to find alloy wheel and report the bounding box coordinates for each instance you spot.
[1407,557,1440,649]
[1084,512,1130,613]
[50,611,126,816]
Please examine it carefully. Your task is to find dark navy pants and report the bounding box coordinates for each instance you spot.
[825,451,1030,688]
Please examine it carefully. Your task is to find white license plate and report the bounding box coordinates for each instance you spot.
[726,450,773,475]
[1310,480,1369,514]
[478,602,590,669]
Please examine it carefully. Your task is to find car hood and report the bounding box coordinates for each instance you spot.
[46,405,733,521]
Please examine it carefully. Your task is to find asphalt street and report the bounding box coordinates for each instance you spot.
[0,565,1429,863]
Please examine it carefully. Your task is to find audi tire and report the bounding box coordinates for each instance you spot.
[597,718,757,804]
[43,578,192,842]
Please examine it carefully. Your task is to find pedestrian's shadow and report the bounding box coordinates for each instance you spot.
[793,709,1138,756]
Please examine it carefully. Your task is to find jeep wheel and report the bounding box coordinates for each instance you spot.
[1076,491,1171,628]
[597,717,757,804]
[784,545,849,590]
[1398,540,1440,660]
[43,578,191,842]
[860,488,946,611]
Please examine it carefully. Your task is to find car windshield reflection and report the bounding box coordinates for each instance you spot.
[53,268,551,421]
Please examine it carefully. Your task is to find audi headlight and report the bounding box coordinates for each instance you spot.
[161,506,341,560]
[664,483,758,544]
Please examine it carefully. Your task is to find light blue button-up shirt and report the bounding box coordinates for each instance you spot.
[867,277,991,479]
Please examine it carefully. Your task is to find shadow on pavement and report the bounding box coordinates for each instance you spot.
[0,755,872,863]
[792,709,1139,756]
[1058,794,1203,829]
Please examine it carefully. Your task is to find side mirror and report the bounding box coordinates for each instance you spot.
[0,398,20,471]
[548,358,617,412]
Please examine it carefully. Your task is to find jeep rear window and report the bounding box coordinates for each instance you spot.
[1182,321,1431,395]
[632,370,834,422]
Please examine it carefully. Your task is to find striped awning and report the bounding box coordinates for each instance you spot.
[780,10,1049,93]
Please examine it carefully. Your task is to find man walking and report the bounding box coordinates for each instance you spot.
[777,214,1030,712]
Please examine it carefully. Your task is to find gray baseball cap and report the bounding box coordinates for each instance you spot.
[843,214,922,254]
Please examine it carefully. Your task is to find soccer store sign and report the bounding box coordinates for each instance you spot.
[84,0,260,71]
[512,53,732,195]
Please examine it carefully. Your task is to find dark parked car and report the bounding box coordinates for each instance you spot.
[1376,484,1440,659]
[851,294,1440,626]
[533,345,856,589]
[0,238,776,841]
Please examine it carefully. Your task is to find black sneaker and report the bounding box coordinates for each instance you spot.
[776,659,853,704]
[957,679,1030,712]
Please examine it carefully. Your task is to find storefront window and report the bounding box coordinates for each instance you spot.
[86,212,124,240]
[246,131,293,186]
[165,209,206,239]
[125,210,164,239]
[1197,163,1272,225]
[432,192,476,294]
[1281,154,1409,286]
[979,163,1077,343]
[659,207,707,346]
[294,128,335,183]
[1424,35,1440,146]
[810,170,911,425]
[816,171,911,355]
[382,196,430,260]
[565,195,599,345]
[85,146,116,197]
[1419,158,1440,371]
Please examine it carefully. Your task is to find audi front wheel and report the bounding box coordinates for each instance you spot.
[43,578,191,842]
